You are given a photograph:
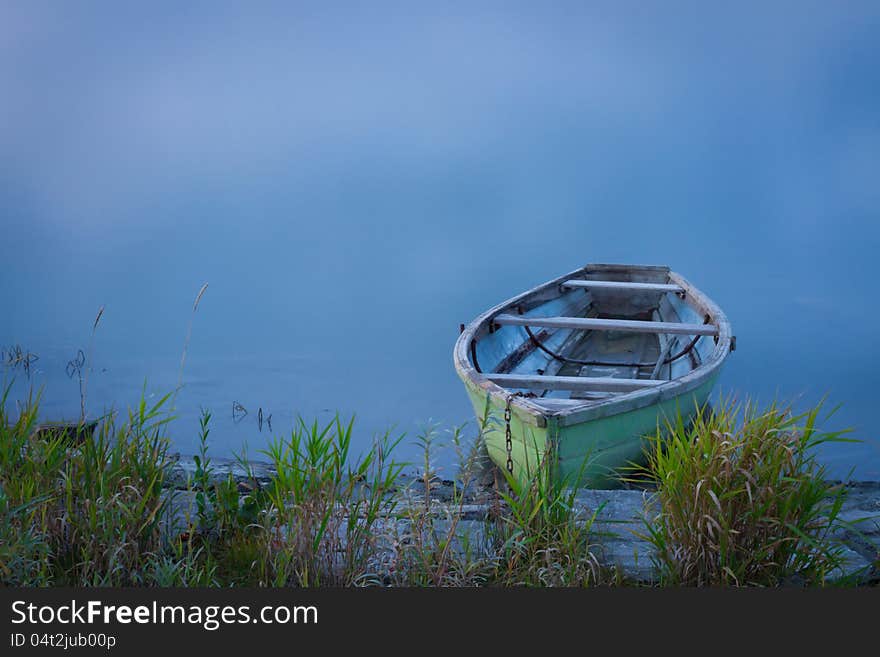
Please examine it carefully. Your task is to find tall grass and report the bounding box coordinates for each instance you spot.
[0,386,607,587]
[2,381,864,588]
[0,492,51,586]
[381,422,498,586]
[53,394,173,585]
[492,440,604,586]
[256,417,404,586]
[639,398,851,586]
[381,407,606,587]
[0,385,57,586]
[0,383,173,585]
[181,412,407,586]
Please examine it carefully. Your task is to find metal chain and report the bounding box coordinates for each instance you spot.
[504,393,519,475]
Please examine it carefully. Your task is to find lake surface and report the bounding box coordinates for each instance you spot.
[2,4,878,479]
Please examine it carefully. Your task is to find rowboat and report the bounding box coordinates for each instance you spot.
[453,264,734,488]
[34,419,99,445]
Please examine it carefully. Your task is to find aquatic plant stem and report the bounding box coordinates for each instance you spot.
[80,305,104,423]
[173,283,208,411]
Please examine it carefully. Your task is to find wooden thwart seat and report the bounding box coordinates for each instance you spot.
[561,279,684,293]
[493,314,718,336]
[484,373,662,392]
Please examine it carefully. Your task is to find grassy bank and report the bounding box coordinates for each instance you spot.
[0,385,864,587]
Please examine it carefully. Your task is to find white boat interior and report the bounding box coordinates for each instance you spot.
[467,264,729,410]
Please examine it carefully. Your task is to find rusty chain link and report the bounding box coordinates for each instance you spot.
[504,393,522,476]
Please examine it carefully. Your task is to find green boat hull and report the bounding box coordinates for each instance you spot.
[464,374,719,488]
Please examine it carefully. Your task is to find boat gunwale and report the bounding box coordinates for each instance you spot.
[453,263,733,429]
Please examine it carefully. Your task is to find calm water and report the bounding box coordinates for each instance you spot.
[2,4,879,479]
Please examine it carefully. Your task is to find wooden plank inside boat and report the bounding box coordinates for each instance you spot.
[493,314,718,336]
[561,280,684,294]
[545,328,659,399]
[483,373,663,392]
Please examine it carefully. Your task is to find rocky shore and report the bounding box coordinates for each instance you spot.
[164,455,880,584]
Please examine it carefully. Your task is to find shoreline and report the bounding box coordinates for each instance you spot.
[164,454,880,584]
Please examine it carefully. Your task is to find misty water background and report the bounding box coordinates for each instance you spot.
[2,3,878,479]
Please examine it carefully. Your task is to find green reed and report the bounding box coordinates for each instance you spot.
[251,416,404,586]
[638,397,853,586]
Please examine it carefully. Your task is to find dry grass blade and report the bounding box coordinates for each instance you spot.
[92,305,105,334]
[174,282,209,407]
[193,283,208,312]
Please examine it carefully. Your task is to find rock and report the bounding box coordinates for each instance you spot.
[835,509,880,538]
[164,463,190,490]
[595,539,657,583]
[161,489,197,536]
[166,455,275,490]
[829,546,875,584]
[574,489,656,531]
